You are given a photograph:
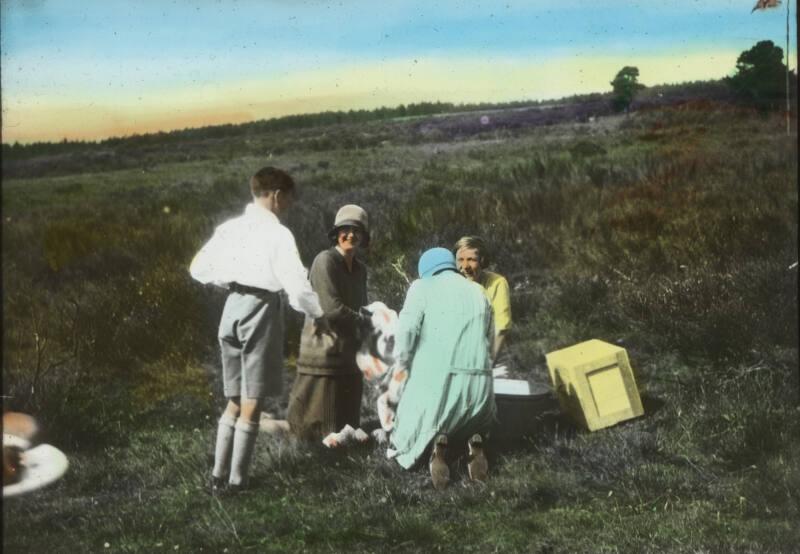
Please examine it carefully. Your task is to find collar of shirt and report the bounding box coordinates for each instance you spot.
[244,202,280,223]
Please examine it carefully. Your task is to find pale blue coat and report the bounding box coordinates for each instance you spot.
[390,270,496,469]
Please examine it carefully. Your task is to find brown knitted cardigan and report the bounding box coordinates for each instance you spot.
[296,248,368,375]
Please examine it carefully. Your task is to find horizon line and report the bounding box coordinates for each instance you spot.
[1,78,728,147]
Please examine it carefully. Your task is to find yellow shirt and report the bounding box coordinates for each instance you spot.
[479,271,511,334]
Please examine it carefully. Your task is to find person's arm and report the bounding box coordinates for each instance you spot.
[273,230,324,319]
[189,227,228,288]
[360,264,369,308]
[491,275,512,334]
[484,296,497,365]
[492,332,507,363]
[393,280,426,370]
[489,274,511,364]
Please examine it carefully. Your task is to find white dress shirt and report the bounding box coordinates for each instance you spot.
[190,202,324,319]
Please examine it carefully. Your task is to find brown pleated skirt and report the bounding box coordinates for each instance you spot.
[287,371,364,441]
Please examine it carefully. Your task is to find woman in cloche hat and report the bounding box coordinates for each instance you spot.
[287,205,371,440]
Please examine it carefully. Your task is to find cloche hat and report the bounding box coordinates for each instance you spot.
[418,247,457,279]
[329,204,370,247]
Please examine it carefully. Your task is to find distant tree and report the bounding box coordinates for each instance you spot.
[725,40,787,111]
[610,66,645,113]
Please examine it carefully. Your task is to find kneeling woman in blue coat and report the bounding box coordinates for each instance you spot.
[389,247,496,471]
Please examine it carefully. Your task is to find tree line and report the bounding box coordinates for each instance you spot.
[1,99,544,159]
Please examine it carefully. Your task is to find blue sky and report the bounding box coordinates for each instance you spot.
[1,0,795,142]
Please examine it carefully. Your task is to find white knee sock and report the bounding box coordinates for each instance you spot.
[211,413,237,479]
[229,419,259,486]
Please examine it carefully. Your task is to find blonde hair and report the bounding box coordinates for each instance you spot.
[453,236,488,266]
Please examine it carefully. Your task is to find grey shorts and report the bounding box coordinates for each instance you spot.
[218,289,284,399]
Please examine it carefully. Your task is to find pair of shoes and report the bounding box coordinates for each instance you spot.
[226,483,246,495]
[206,477,248,497]
[206,475,227,496]
[429,433,490,489]
[429,434,450,490]
[467,434,489,482]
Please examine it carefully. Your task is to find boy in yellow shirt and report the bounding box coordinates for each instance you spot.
[454,236,512,367]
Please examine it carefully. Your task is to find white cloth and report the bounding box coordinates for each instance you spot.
[190,203,324,318]
[355,301,398,383]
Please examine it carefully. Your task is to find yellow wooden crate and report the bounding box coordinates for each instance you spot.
[545,339,643,431]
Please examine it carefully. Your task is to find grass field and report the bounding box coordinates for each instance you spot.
[2,94,798,552]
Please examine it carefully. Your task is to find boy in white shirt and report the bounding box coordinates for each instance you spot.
[190,166,327,492]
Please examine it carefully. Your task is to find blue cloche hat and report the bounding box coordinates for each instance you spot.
[418,247,457,279]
